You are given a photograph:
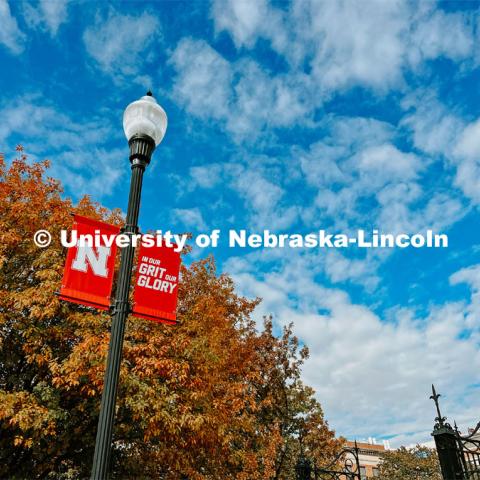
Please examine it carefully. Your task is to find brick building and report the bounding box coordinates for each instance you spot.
[345,440,386,478]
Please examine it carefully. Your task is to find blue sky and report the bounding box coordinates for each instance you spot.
[2,0,480,448]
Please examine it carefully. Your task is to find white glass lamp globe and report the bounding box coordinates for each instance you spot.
[123,92,167,146]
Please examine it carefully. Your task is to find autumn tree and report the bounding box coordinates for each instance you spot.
[0,150,341,479]
[378,445,442,480]
[253,318,342,479]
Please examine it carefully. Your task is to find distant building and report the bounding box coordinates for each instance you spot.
[467,426,480,440]
[345,440,386,479]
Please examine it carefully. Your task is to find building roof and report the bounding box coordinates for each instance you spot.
[346,441,386,453]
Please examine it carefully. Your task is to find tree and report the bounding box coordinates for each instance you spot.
[378,445,442,480]
[0,150,341,478]
[253,318,342,479]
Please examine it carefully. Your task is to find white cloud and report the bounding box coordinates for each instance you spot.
[173,1,478,447]
[180,107,463,247]
[324,250,380,290]
[454,159,480,205]
[0,97,112,148]
[376,184,465,236]
[292,113,467,285]
[452,120,480,203]
[403,92,480,206]
[52,148,125,198]
[226,255,480,446]
[228,162,299,229]
[296,116,456,235]
[176,3,474,144]
[454,119,480,160]
[83,10,160,81]
[400,91,480,207]
[298,118,392,192]
[0,0,26,54]
[401,91,465,157]
[170,38,312,141]
[186,157,300,230]
[450,264,480,333]
[212,0,286,51]
[23,0,70,36]
[184,112,466,280]
[170,38,232,120]
[409,8,473,65]
[234,168,283,215]
[296,0,409,91]
[450,263,480,290]
[189,164,223,189]
[211,0,474,95]
[357,144,420,182]
[232,61,311,133]
[0,96,124,197]
[172,207,207,231]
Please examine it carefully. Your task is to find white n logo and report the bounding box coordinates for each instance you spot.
[71,245,111,278]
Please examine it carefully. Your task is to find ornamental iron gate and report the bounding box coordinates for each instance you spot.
[455,423,480,479]
[431,385,480,480]
[296,442,362,480]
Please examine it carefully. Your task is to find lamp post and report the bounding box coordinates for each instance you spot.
[90,92,167,480]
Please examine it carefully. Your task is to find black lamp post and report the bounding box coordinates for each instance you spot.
[90,92,167,480]
[295,454,312,480]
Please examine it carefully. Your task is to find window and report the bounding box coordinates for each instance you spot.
[373,467,379,477]
[360,466,367,480]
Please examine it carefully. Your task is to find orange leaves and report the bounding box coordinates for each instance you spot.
[51,331,110,394]
[0,390,56,449]
[0,151,341,478]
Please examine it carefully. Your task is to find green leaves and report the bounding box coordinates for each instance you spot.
[378,445,442,479]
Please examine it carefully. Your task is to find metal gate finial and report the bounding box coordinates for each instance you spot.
[430,384,447,428]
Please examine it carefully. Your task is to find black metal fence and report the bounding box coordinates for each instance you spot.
[298,384,480,480]
[454,423,480,479]
[431,385,480,480]
[296,442,362,480]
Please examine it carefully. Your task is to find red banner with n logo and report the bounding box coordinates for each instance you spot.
[59,215,119,310]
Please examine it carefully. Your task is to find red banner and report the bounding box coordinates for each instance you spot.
[132,243,181,325]
[58,215,119,310]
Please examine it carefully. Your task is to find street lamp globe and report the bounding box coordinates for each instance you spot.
[123,91,167,145]
[123,91,168,164]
